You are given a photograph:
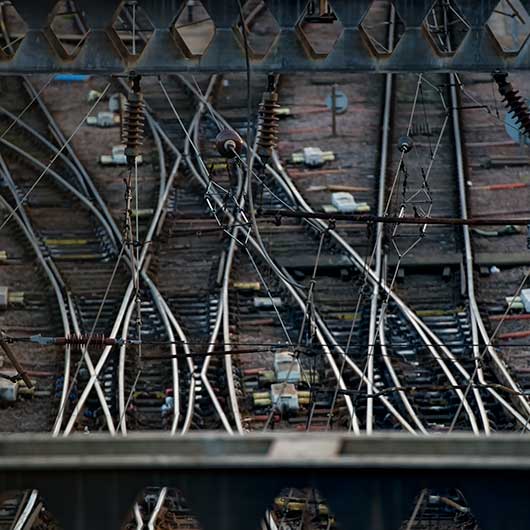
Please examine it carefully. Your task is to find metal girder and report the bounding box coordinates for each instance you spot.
[1,433,530,530]
[2,0,530,73]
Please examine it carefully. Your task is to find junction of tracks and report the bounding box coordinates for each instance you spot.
[2,0,530,529]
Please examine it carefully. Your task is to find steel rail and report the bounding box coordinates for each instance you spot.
[61,78,230,437]
[379,319,428,433]
[179,76,423,433]
[184,94,246,434]
[0,152,116,434]
[450,72,491,435]
[185,150,362,434]
[180,77,239,433]
[366,9,484,434]
[4,79,199,440]
[184,132,420,435]
[61,160,191,435]
[147,487,167,530]
[111,156,188,434]
[116,143,182,435]
[177,75,489,433]
[12,489,38,530]
[274,142,530,430]
[180,85,365,434]
[450,74,530,423]
[19,92,188,435]
[0,104,92,199]
[59,94,200,436]
[366,3,398,435]
[0,137,117,248]
[23,79,121,247]
[269,151,481,434]
[0,85,183,435]
[133,502,143,529]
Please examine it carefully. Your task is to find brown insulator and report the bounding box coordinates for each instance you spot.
[493,71,530,137]
[56,334,118,350]
[256,73,280,158]
[122,74,145,167]
[215,128,244,158]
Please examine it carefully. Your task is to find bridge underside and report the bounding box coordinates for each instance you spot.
[1,433,529,530]
[3,1,530,74]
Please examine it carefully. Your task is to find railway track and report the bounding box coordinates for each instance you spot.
[171,58,494,524]
[142,74,238,432]
[0,76,128,434]
[229,71,384,432]
[140,53,530,527]
[382,72,503,434]
[0,72,211,526]
[0,5,530,530]
[39,77,193,439]
[459,71,530,414]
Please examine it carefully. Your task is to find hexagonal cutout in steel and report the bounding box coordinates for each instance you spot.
[233,1,280,60]
[171,0,215,59]
[110,1,154,60]
[486,0,530,55]
[296,1,344,59]
[423,0,470,56]
[359,1,405,57]
[46,0,90,59]
[0,1,28,60]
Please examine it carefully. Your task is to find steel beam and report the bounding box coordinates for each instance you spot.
[0,433,530,530]
[1,0,530,73]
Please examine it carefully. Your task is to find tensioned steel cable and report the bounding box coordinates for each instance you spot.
[449,266,530,431]
[170,65,474,428]
[0,83,111,235]
[0,74,54,140]
[180,79,350,428]
[327,74,433,431]
[53,241,127,434]
[262,229,327,431]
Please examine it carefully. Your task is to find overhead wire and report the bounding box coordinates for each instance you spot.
[0,81,126,434]
[0,83,111,235]
[162,62,508,434]
[179,74,361,432]
[0,74,54,140]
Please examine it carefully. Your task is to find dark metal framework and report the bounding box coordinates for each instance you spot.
[1,433,530,530]
[2,1,530,74]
